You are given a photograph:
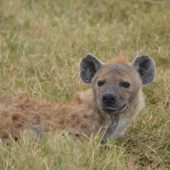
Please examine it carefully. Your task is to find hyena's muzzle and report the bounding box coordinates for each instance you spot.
[97,86,128,114]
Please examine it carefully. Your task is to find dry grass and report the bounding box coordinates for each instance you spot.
[0,0,170,169]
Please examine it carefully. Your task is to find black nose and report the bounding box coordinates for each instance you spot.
[102,93,116,105]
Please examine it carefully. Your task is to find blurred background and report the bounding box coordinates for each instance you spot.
[0,1,169,169]
[0,0,170,98]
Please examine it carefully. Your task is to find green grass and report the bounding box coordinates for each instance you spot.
[0,0,170,169]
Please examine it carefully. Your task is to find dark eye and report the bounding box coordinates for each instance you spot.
[97,80,105,87]
[120,82,130,88]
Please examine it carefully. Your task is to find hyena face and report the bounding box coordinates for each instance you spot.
[91,63,142,114]
[80,54,155,114]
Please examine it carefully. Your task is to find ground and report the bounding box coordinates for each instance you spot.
[0,0,169,169]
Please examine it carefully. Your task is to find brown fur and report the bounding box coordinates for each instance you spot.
[0,95,104,141]
[0,56,154,142]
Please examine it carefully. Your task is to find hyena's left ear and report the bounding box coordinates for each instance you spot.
[132,55,155,85]
[80,54,102,83]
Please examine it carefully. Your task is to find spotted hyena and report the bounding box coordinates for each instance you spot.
[0,54,155,143]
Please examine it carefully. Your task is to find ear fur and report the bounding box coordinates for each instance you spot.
[80,54,102,83]
[132,55,155,85]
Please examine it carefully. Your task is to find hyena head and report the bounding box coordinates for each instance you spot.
[80,54,155,114]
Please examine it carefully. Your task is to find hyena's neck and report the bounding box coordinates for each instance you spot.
[127,89,145,119]
[103,89,145,141]
[100,113,120,144]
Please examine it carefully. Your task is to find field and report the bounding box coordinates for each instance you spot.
[0,0,170,169]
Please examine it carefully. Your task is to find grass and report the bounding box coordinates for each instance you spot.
[0,0,170,169]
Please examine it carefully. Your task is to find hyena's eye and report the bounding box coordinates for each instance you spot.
[120,81,130,88]
[97,80,105,87]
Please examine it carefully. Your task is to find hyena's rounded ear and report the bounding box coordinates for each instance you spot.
[80,54,102,83]
[132,55,155,85]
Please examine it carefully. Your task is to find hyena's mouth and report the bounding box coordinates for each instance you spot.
[102,103,127,114]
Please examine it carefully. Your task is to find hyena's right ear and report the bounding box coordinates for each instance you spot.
[80,54,102,83]
[132,55,155,85]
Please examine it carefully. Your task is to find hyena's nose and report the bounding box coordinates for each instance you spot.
[102,93,116,105]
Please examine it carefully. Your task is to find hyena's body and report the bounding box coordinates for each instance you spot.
[0,54,155,142]
[0,94,102,141]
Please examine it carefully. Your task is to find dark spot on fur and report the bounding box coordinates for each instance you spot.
[12,114,20,121]
[75,133,80,137]
[59,120,64,125]
[13,136,18,141]
[83,115,88,118]
[71,114,76,119]
[80,124,86,129]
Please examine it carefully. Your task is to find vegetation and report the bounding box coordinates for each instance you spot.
[0,0,169,169]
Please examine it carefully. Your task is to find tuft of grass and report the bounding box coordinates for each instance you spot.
[0,133,128,170]
[0,0,170,169]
